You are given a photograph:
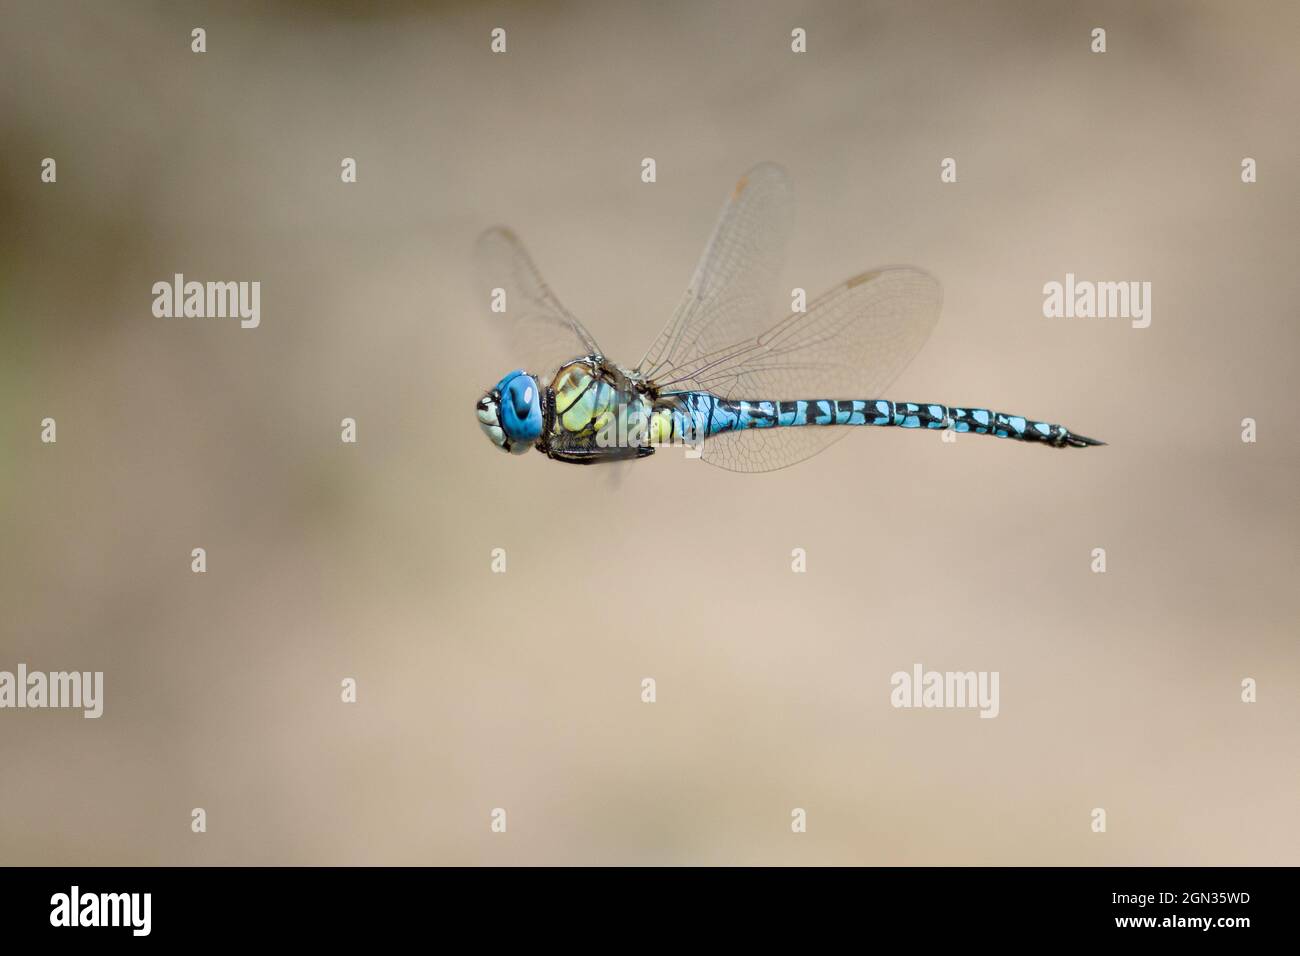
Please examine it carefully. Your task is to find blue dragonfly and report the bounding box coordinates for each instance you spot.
[475,163,1102,471]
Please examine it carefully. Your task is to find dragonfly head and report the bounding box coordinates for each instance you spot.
[477,369,542,455]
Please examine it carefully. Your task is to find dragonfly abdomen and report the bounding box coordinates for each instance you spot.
[676,394,1103,448]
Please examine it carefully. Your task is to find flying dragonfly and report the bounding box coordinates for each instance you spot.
[475,163,1102,472]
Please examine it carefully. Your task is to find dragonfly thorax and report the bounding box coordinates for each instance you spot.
[539,357,676,464]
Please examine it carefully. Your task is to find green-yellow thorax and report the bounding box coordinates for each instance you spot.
[548,359,676,448]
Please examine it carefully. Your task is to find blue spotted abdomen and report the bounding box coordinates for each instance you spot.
[668,394,1102,448]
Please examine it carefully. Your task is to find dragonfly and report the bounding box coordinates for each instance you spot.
[475,163,1102,472]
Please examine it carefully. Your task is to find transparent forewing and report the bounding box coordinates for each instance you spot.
[635,163,793,383]
[474,226,602,380]
[672,267,944,472]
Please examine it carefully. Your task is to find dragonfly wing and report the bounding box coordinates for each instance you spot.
[673,267,944,472]
[475,226,602,380]
[636,163,793,383]
[694,425,860,474]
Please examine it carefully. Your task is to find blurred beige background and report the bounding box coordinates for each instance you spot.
[1,0,1296,865]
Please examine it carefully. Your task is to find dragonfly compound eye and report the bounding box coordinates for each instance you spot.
[479,371,542,455]
[497,372,543,448]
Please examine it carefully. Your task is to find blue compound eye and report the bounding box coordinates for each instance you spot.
[497,371,542,444]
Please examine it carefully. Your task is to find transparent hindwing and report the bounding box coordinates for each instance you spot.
[658,268,943,472]
[638,165,943,472]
